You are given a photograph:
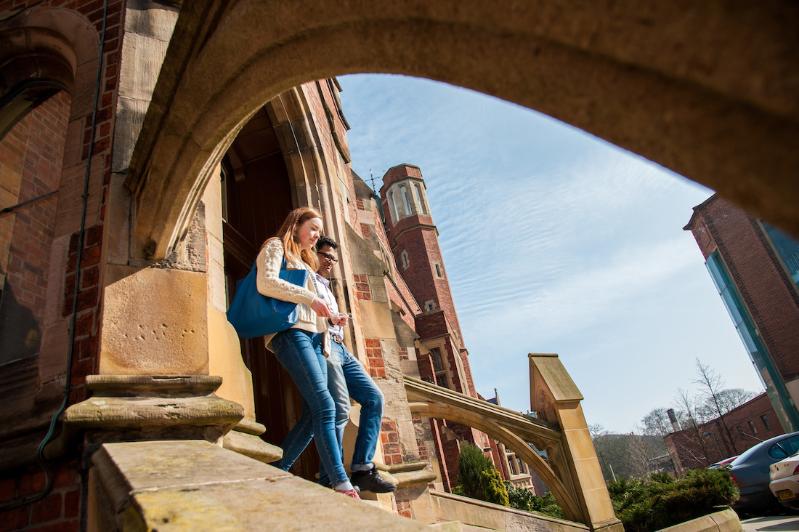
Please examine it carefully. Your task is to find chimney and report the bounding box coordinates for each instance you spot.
[667,408,681,432]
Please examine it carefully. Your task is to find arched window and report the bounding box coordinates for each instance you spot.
[389,189,400,222]
[400,249,409,270]
[414,182,428,215]
[401,184,413,216]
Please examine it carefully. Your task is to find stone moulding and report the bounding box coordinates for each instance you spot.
[379,460,437,489]
[222,418,283,464]
[659,508,742,532]
[64,375,244,443]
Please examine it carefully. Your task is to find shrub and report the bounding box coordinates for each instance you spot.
[457,443,509,506]
[609,468,738,532]
[506,483,564,519]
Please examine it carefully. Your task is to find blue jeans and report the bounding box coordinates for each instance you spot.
[270,329,348,485]
[276,340,384,485]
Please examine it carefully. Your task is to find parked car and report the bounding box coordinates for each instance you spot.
[729,431,799,512]
[769,450,799,510]
[709,456,738,469]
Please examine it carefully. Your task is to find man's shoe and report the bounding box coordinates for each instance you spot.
[351,468,396,493]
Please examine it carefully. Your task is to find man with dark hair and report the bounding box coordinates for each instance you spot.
[274,236,395,493]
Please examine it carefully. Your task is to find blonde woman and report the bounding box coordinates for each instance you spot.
[256,207,359,499]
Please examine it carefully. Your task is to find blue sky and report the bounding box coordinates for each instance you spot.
[338,74,765,433]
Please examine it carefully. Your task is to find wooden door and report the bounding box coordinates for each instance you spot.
[222,107,321,480]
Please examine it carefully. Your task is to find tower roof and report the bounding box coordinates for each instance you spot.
[380,163,424,194]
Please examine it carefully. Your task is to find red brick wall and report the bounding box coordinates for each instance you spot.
[380,419,403,465]
[0,91,70,347]
[665,393,784,472]
[395,499,412,519]
[688,196,799,382]
[414,311,448,339]
[0,461,81,532]
[353,273,371,301]
[389,223,464,340]
[0,1,126,526]
[364,337,386,379]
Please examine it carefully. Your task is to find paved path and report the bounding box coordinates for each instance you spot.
[741,515,799,531]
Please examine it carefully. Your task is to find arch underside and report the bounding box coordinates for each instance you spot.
[404,377,584,523]
[125,0,799,260]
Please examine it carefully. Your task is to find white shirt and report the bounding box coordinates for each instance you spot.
[313,272,344,338]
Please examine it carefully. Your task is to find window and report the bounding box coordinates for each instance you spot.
[400,250,409,270]
[414,182,428,215]
[761,414,770,430]
[430,348,448,387]
[748,420,757,434]
[768,435,799,460]
[390,189,401,220]
[706,253,768,364]
[762,222,799,288]
[424,300,436,312]
[401,185,413,215]
[434,263,443,278]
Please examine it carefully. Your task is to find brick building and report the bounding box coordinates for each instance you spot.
[379,164,531,492]
[0,4,599,529]
[685,194,799,432]
[664,393,784,474]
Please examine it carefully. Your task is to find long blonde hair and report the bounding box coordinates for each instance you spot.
[269,207,322,270]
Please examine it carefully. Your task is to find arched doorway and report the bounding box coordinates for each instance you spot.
[220,103,322,480]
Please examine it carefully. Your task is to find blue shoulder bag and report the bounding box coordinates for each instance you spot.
[226,258,309,339]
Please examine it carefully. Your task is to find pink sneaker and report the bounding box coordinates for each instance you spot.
[336,488,361,500]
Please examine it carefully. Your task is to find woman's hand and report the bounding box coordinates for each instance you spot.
[331,313,349,327]
[311,298,333,318]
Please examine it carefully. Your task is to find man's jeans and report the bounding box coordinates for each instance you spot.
[270,330,349,486]
[276,340,384,486]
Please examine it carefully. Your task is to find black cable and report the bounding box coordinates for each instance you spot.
[0,0,109,512]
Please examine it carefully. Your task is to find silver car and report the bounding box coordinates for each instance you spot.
[769,450,799,510]
[729,431,799,512]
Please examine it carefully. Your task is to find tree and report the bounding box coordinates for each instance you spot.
[672,389,711,467]
[457,443,509,506]
[694,359,738,455]
[640,408,675,437]
[695,388,756,421]
[591,431,667,480]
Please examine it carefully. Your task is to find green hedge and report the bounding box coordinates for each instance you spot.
[609,469,739,531]
[506,484,564,519]
[456,443,509,506]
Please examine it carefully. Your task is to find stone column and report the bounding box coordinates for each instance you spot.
[529,353,622,532]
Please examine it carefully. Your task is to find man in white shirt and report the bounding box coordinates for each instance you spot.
[276,236,395,493]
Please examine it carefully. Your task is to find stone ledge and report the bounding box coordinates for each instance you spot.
[222,429,282,464]
[64,374,244,443]
[430,490,589,532]
[64,395,243,429]
[87,374,222,397]
[659,508,742,532]
[91,440,426,530]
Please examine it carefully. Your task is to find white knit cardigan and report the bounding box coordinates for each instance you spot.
[255,238,328,351]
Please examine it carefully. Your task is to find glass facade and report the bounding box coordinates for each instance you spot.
[706,252,799,431]
[762,222,799,289]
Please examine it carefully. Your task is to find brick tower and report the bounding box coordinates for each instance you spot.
[380,164,490,488]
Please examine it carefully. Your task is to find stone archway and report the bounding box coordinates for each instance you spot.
[405,376,586,523]
[0,6,99,133]
[125,1,799,261]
